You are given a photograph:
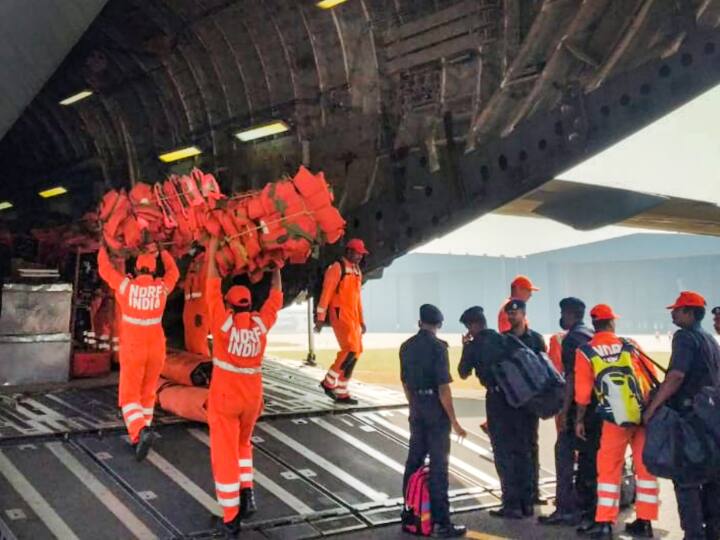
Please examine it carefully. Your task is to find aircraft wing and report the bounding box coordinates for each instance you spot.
[495,179,720,236]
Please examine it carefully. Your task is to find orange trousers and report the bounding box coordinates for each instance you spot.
[183,302,210,356]
[208,374,263,523]
[323,310,363,398]
[595,422,659,523]
[118,333,166,443]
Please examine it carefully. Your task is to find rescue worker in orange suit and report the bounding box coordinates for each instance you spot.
[205,237,283,537]
[97,245,179,460]
[574,304,659,539]
[315,238,368,405]
[183,244,210,356]
[497,275,539,333]
[495,274,542,504]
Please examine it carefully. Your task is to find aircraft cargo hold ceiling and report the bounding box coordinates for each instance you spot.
[2,0,720,290]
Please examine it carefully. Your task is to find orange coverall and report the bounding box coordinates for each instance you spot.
[575,332,659,524]
[183,252,210,356]
[206,277,283,523]
[97,247,179,443]
[316,258,364,398]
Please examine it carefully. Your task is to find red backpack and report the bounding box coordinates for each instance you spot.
[402,466,432,536]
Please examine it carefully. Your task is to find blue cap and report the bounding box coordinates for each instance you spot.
[504,299,526,312]
[420,304,444,325]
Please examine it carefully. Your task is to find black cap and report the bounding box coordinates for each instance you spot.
[560,297,586,310]
[504,299,526,312]
[460,306,485,325]
[713,306,720,316]
[420,304,444,325]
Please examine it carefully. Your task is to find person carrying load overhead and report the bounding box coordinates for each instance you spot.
[574,304,659,539]
[315,238,368,405]
[183,242,210,356]
[205,237,283,539]
[97,244,179,461]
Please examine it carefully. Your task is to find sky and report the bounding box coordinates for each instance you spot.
[414,83,720,257]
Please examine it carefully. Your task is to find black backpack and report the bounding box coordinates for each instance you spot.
[492,335,566,419]
[642,330,720,483]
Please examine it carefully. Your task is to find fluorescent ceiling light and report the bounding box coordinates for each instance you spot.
[316,0,348,8]
[39,186,68,199]
[158,146,202,163]
[235,121,290,142]
[59,90,93,106]
[0,201,13,211]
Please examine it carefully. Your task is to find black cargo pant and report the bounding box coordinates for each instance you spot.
[554,409,601,517]
[403,395,452,526]
[486,388,534,512]
[673,478,720,540]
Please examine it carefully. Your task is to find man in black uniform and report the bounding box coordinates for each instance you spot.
[712,306,720,336]
[458,301,543,519]
[401,304,467,538]
[539,297,596,528]
[644,291,720,540]
[503,300,546,513]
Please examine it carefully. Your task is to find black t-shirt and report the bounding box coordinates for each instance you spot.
[561,322,594,377]
[400,329,452,391]
[458,329,506,386]
[504,328,547,355]
[668,325,720,409]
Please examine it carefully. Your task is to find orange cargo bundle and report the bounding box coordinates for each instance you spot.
[156,379,208,423]
[161,349,212,387]
[97,166,345,276]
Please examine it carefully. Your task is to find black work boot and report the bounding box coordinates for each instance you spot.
[135,427,154,462]
[335,395,359,405]
[216,514,240,539]
[538,510,580,526]
[319,382,337,400]
[624,519,654,538]
[489,507,523,520]
[431,522,467,537]
[581,522,613,539]
[239,488,257,519]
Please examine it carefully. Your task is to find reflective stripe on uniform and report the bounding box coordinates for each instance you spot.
[597,483,620,493]
[118,278,130,295]
[122,403,143,415]
[240,473,253,482]
[212,358,262,375]
[221,315,233,333]
[142,408,154,415]
[122,315,162,326]
[217,497,240,507]
[637,479,658,489]
[238,460,252,467]
[597,497,619,507]
[125,412,145,425]
[636,493,659,504]
[185,292,202,300]
[215,482,240,493]
[252,316,267,335]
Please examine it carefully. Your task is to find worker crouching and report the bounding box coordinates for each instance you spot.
[205,238,283,538]
[97,245,179,461]
[574,304,659,539]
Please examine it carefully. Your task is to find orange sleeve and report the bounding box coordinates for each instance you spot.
[259,289,284,332]
[97,247,125,291]
[205,276,226,329]
[316,263,341,322]
[497,309,511,333]
[160,250,179,292]
[574,348,594,406]
[358,271,365,325]
[548,335,564,373]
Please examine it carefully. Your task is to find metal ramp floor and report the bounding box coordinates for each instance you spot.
[0,358,555,539]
